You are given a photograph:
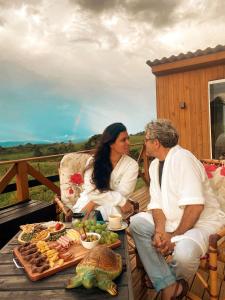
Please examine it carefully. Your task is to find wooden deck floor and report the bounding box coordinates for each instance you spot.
[129,186,225,300]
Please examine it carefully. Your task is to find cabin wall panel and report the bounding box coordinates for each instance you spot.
[155,64,225,159]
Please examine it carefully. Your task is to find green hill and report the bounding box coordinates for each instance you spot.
[0,132,144,161]
[0,132,145,209]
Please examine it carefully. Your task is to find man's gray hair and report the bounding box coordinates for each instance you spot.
[145,119,179,148]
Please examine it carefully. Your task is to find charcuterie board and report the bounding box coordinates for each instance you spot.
[13,239,121,281]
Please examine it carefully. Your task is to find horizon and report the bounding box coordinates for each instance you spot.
[0,128,145,147]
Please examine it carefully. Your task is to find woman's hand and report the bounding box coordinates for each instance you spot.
[80,201,96,220]
[120,201,134,215]
[64,207,73,222]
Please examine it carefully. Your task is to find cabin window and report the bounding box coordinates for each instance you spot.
[209,79,225,159]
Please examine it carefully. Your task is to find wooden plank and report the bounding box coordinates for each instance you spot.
[131,267,148,300]
[0,287,130,300]
[0,270,129,290]
[195,69,203,157]
[219,281,225,300]
[27,164,60,195]
[189,269,209,299]
[16,162,29,202]
[0,200,54,224]
[183,71,192,152]
[0,150,94,166]
[156,77,160,116]
[0,200,56,248]
[0,175,59,195]
[0,199,31,216]
[0,164,16,193]
[199,67,209,158]
[0,263,74,276]
[124,233,134,300]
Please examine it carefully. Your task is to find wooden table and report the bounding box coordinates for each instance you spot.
[0,230,134,300]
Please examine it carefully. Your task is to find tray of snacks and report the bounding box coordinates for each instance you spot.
[18,222,66,244]
[13,221,121,281]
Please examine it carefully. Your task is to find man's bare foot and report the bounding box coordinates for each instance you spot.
[161,282,182,300]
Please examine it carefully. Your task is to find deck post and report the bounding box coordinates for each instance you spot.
[16,161,29,201]
[142,147,150,185]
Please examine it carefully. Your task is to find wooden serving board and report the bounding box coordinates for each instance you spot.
[13,239,121,281]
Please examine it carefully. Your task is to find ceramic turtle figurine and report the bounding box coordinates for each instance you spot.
[66,245,122,296]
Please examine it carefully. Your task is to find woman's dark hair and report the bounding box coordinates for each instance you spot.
[91,122,127,192]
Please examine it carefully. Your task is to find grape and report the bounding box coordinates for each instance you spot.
[105,238,112,245]
[90,225,96,232]
[76,219,119,245]
[102,224,107,230]
[96,224,102,229]
[72,221,80,228]
[110,232,118,239]
[89,220,96,226]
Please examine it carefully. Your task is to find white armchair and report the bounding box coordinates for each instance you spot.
[54,152,91,219]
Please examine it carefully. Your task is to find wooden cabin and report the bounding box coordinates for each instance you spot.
[146,44,225,160]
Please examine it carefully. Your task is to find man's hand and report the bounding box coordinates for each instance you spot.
[120,201,134,215]
[80,201,96,220]
[158,232,175,255]
[152,231,164,249]
[152,232,175,256]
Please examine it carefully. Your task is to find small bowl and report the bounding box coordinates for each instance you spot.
[80,232,101,249]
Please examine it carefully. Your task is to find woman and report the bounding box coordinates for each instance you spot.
[71,122,139,221]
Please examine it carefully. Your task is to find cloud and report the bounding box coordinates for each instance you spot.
[73,0,119,14]
[0,16,5,26]
[1,0,225,142]
[0,0,40,8]
[73,0,182,28]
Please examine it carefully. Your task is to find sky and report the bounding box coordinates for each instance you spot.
[0,0,225,144]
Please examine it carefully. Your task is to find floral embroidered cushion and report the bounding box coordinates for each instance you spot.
[59,152,91,209]
[203,164,225,212]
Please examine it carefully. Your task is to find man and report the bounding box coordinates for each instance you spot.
[129,119,225,299]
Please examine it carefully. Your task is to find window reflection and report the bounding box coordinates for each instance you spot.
[209,80,225,159]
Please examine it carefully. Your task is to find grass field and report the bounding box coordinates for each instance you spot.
[0,134,145,209]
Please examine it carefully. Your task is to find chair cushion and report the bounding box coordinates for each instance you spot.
[205,165,225,212]
[59,152,91,209]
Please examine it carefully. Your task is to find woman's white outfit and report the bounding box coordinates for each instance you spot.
[72,155,139,220]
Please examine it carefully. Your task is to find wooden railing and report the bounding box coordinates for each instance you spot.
[0,144,150,209]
